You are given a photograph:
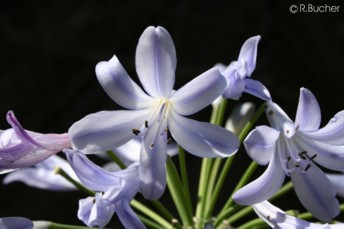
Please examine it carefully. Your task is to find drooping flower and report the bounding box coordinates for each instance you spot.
[219,35,271,101]
[253,201,344,229]
[69,26,239,199]
[234,88,344,222]
[65,149,145,229]
[3,155,78,191]
[0,111,70,173]
[0,217,33,229]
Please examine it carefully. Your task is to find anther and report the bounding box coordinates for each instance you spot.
[295,124,300,131]
[92,198,96,204]
[304,164,311,172]
[299,151,307,160]
[167,138,172,144]
[132,129,141,135]
[150,143,155,149]
[310,154,317,161]
[268,110,273,115]
[145,120,149,128]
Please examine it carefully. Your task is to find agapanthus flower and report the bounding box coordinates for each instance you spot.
[69,26,239,199]
[327,173,344,198]
[0,111,70,173]
[253,201,344,229]
[234,88,344,222]
[65,149,145,229]
[219,35,271,101]
[3,155,78,191]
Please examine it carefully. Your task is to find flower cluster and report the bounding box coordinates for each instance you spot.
[1,26,344,229]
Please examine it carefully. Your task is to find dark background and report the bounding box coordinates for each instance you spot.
[0,0,343,228]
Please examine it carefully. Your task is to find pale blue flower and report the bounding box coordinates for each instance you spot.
[253,201,344,229]
[0,217,33,229]
[0,111,70,173]
[69,26,239,199]
[327,173,344,198]
[65,149,145,229]
[234,88,344,222]
[220,35,271,101]
[3,155,78,191]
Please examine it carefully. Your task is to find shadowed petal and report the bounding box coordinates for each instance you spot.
[115,200,146,229]
[69,109,149,154]
[3,155,77,191]
[295,88,321,131]
[327,173,344,198]
[135,26,176,98]
[244,79,271,101]
[0,217,33,229]
[290,163,339,222]
[168,111,239,158]
[65,149,122,191]
[233,154,285,205]
[171,67,227,115]
[96,55,154,110]
[237,35,261,76]
[303,111,344,145]
[225,102,256,136]
[139,121,167,200]
[244,126,280,165]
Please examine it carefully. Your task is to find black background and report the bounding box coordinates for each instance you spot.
[0,0,343,228]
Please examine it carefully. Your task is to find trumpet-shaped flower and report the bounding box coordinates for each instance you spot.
[234,88,344,222]
[0,111,70,173]
[219,35,271,101]
[3,155,78,191]
[253,201,344,228]
[65,149,145,229]
[69,26,239,199]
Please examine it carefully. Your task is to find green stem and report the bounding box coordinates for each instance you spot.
[215,103,267,220]
[196,98,228,222]
[39,222,108,229]
[237,218,266,229]
[178,146,194,217]
[213,204,244,227]
[195,158,213,221]
[131,200,174,229]
[221,161,258,211]
[106,150,126,169]
[54,167,95,196]
[166,156,193,226]
[268,181,293,202]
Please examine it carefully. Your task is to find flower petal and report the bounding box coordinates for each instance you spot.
[327,173,344,198]
[135,26,176,98]
[243,79,271,101]
[69,109,149,154]
[95,56,154,110]
[115,200,146,229]
[139,121,167,199]
[171,67,227,115]
[3,155,77,191]
[303,111,344,145]
[244,126,280,165]
[0,217,33,229]
[168,112,239,158]
[296,134,344,172]
[290,163,339,222]
[233,154,285,205]
[253,201,331,229]
[221,70,245,100]
[78,194,114,228]
[295,88,321,131]
[237,35,261,76]
[65,149,122,191]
